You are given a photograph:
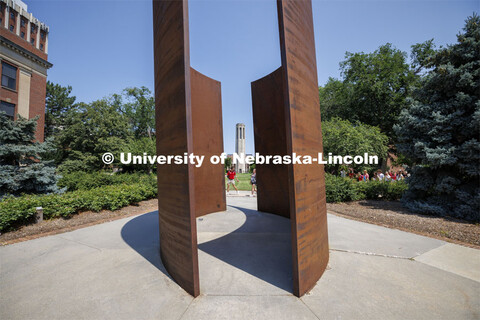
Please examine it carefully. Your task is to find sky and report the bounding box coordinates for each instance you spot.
[27,0,478,154]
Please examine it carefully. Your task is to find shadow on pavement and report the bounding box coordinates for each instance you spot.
[121,206,293,293]
[120,211,171,280]
[198,205,293,292]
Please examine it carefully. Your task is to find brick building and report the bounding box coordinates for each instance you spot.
[0,0,52,142]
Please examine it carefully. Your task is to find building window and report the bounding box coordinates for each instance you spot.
[1,62,17,90]
[10,12,15,20]
[31,25,35,33]
[40,44,44,51]
[41,32,45,40]
[30,38,35,45]
[21,31,25,39]
[9,24,14,32]
[0,101,15,120]
[21,19,25,27]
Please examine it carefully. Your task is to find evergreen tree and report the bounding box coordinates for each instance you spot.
[45,81,77,138]
[0,113,62,197]
[394,15,480,221]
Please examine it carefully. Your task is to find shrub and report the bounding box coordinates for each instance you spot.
[0,182,157,232]
[58,172,156,191]
[325,174,364,203]
[355,180,408,201]
[325,173,408,203]
[322,118,389,174]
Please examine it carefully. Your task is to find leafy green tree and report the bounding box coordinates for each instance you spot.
[320,43,418,140]
[318,78,353,120]
[410,39,437,76]
[322,118,389,173]
[0,113,62,197]
[120,87,155,139]
[394,15,480,221]
[224,157,232,170]
[56,98,132,172]
[120,137,157,173]
[45,81,77,138]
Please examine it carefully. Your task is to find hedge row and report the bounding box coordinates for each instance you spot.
[0,182,157,232]
[325,174,408,203]
[58,172,156,191]
[1,172,406,233]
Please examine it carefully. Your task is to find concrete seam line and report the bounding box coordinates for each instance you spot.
[300,297,321,320]
[411,243,448,259]
[176,296,195,320]
[330,248,413,260]
[55,235,102,252]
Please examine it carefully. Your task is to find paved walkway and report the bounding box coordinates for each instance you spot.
[1,196,479,319]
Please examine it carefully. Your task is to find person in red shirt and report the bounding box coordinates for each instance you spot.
[226,167,239,194]
[391,171,397,181]
[348,168,355,179]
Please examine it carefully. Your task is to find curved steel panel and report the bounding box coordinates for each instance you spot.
[277,0,329,297]
[251,67,290,219]
[153,0,199,297]
[191,67,226,217]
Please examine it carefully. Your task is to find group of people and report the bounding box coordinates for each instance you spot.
[226,166,406,197]
[340,168,409,182]
[225,167,257,196]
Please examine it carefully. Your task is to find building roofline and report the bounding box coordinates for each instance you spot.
[0,35,53,69]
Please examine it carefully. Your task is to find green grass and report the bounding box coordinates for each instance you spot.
[225,173,254,191]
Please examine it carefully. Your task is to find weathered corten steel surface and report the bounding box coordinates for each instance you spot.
[251,0,329,297]
[152,0,200,297]
[251,67,290,219]
[191,67,227,217]
[277,0,329,297]
[153,0,326,298]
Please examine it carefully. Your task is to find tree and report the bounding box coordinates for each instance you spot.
[120,87,155,139]
[410,39,437,76]
[120,137,156,173]
[394,15,480,221]
[320,43,418,140]
[45,81,77,138]
[0,113,62,197]
[55,98,133,172]
[322,118,389,174]
[318,78,353,120]
[224,157,232,170]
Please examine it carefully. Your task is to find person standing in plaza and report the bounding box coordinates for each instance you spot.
[250,168,257,196]
[363,170,370,181]
[226,167,239,194]
[378,170,385,181]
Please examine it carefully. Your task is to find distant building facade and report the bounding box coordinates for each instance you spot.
[235,123,247,173]
[226,153,252,173]
[0,0,52,141]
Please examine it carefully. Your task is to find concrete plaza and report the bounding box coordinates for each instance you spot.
[1,194,479,319]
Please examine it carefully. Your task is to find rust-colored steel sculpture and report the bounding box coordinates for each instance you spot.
[252,0,329,297]
[153,0,327,298]
[251,67,290,219]
[153,0,225,297]
[191,68,227,217]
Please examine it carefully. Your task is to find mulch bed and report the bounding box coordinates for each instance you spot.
[327,200,480,248]
[1,198,478,249]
